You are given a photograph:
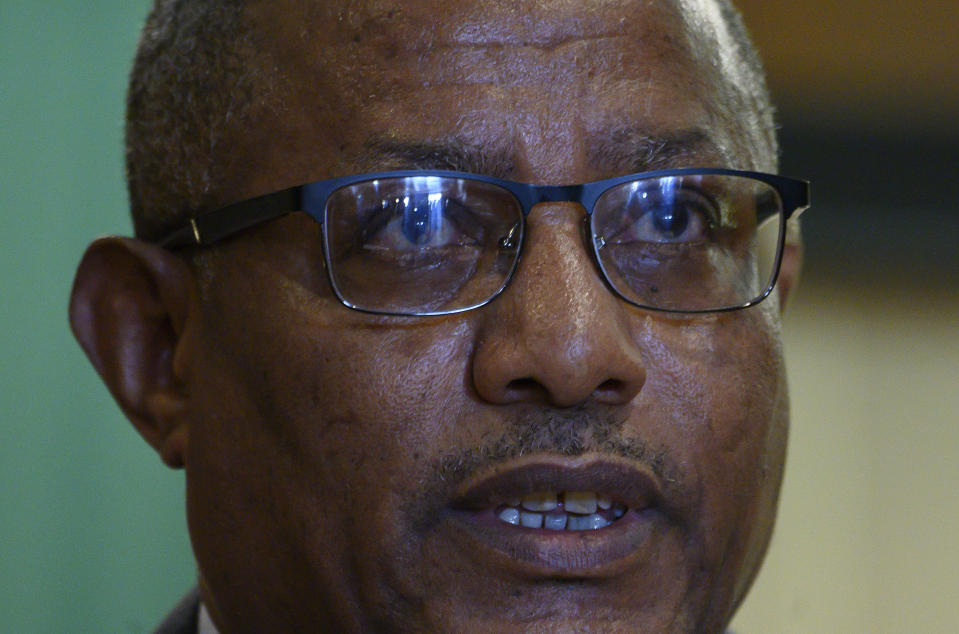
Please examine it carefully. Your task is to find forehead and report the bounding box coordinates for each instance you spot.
[241,0,735,186]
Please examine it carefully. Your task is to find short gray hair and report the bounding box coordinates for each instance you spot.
[126,0,254,240]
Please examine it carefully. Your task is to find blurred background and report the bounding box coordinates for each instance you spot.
[1,1,956,631]
[730,2,959,632]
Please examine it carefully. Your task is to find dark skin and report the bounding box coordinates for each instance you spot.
[70,0,801,631]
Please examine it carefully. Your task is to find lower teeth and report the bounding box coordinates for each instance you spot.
[544,513,567,530]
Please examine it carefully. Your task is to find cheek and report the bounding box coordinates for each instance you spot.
[186,287,481,622]
[635,307,787,582]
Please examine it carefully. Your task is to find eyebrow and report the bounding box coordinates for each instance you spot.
[359,127,723,183]
[358,137,515,179]
[588,127,725,174]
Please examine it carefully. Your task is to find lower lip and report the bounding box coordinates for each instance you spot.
[446,506,661,578]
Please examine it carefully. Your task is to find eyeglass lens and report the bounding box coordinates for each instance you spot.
[323,174,784,315]
[591,174,783,312]
[324,176,524,314]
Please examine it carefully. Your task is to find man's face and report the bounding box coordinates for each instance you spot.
[182,0,788,631]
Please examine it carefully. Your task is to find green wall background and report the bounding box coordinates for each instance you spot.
[1,2,195,631]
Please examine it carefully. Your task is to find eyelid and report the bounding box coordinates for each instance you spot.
[441,197,499,237]
[626,183,720,226]
[670,188,720,226]
[355,204,394,241]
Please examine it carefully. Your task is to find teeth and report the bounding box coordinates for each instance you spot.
[567,514,612,531]
[544,513,568,530]
[494,491,628,531]
[563,491,598,515]
[498,507,520,525]
[521,491,558,512]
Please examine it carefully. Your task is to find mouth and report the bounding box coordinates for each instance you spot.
[446,455,666,576]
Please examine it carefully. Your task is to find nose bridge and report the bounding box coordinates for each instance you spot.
[518,203,596,331]
[472,202,646,408]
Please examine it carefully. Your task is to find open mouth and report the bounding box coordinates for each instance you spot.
[494,490,629,531]
[446,457,665,574]
[452,459,659,519]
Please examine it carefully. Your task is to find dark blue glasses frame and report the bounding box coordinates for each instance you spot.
[156,168,810,315]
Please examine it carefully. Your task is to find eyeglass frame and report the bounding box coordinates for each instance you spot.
[156,167,810,316]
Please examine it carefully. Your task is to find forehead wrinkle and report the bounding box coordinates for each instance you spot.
[446,3,630,49]
[311,0,698,86]
[347,26,694,92]
[414,37,634,88]
[336,0,670,49]
[421,37,692,90]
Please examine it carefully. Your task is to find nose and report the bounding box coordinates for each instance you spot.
[472,203,647,408]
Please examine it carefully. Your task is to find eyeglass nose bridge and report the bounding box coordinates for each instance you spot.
[515,184,594,248]
[499,181,608,290]
[488,192,618,327]
[518,182,600,255]
[523,183,587,210]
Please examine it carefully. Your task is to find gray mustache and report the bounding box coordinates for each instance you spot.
[432,405,680,501]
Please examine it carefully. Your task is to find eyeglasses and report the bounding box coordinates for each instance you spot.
[157,168,809,316]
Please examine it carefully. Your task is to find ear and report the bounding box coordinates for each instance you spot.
[776,220,803,312]
[69,237,198,468]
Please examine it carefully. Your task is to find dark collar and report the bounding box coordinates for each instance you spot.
[153,587,200,634]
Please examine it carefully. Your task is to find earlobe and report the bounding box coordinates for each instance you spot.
[69,237,197,468]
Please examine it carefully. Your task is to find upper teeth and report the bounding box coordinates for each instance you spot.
[495,491,627,531]
[564,491,598,514]
[520,491,558,511]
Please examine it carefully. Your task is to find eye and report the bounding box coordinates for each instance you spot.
[359,193,484,252]
[608,186,717,244]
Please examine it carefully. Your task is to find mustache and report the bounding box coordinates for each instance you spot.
[423,404,684,509]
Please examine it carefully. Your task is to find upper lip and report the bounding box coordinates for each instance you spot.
[450,454,664,512]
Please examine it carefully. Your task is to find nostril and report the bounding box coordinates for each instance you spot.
[503,377,551,402]
[503,377,636,406]
[593,379,630,403]
[597,379,624,394]
[506,377,541,395]
[594,375,645,404]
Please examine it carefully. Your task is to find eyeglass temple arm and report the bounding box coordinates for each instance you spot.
[156,187,304,249]
[784,179,811,220]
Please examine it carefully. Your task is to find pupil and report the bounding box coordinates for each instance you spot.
[401,194,433,244]
[652,205,688,237]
